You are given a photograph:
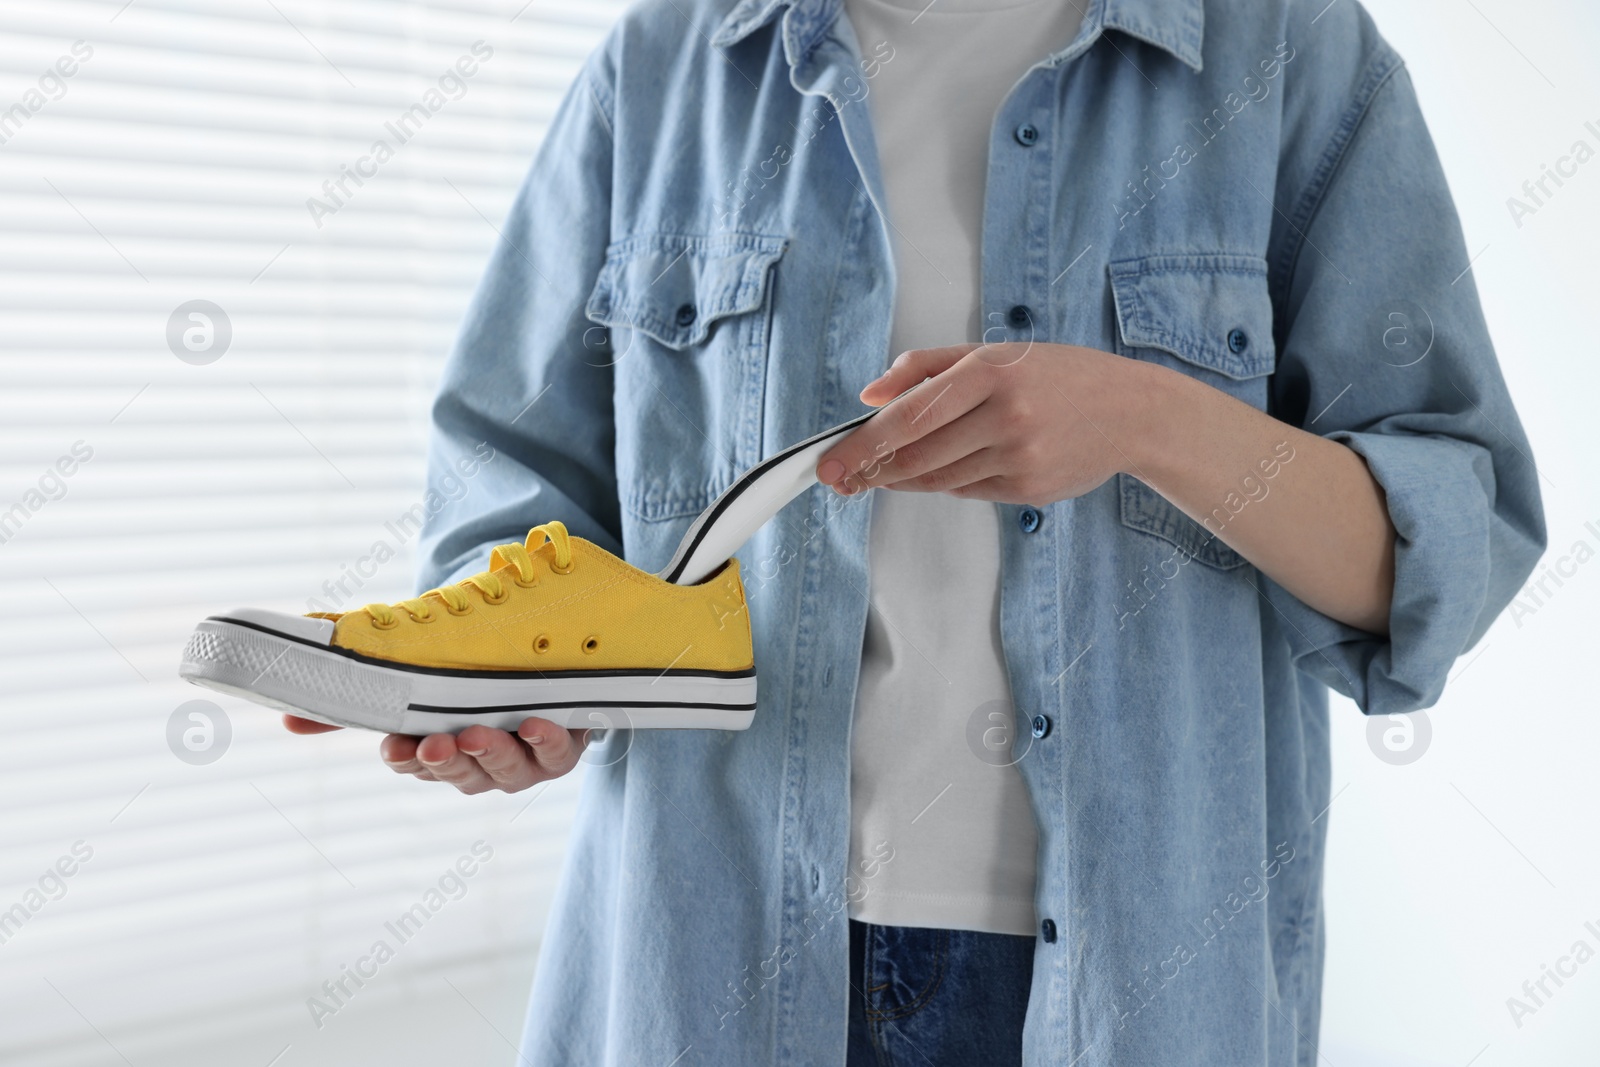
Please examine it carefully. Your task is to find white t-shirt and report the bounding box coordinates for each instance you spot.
[843,0,1085,936]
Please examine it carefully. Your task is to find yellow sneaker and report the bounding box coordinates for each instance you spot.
[179,521,756,733]
[178,408,883,734]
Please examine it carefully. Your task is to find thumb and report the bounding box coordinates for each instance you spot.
[860,344,980,405]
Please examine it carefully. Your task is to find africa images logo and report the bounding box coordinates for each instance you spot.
[304,41,494,228]
[0,441,94,547]
[1112,41,1296,230]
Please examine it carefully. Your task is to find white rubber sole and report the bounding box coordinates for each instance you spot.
[179,616,757,734]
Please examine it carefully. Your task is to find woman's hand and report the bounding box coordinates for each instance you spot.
[283,714,588,795]
[813,339,1396,633]
[814,342,1146,504]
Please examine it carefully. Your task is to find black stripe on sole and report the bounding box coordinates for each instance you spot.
[407,699,758,714]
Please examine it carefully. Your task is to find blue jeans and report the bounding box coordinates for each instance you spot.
[846,920,1035,1066]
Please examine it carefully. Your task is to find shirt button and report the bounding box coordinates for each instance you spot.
[1041,918,1058,943]
[1018,506,1041,533]
[1014,123,1039,146]
[1007,304,1031,328]
[1030,714,1051,739]
[1227,327,1248,354]
[675,303,697,327]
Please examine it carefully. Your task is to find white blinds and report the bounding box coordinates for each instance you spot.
[0,2,624,1062]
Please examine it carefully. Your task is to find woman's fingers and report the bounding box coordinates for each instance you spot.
[379,734,439,781]
[858,344,979,406]
[818,348,992,492]
[881,445,1009,495]
[460,724,547,791]
[376,720,589,794]
[283,714,342,734]
[414,733,497,794]
[866,411,1001,490]
[380,732,423,768]
[517,719,588,778]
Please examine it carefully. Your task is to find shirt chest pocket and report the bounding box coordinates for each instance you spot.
[585,233,786,522]
[1108,253,1277,571]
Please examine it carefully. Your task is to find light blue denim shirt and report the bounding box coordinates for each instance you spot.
[416,0,1545,1063]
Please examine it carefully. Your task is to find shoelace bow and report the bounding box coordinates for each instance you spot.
[361,521,574,627]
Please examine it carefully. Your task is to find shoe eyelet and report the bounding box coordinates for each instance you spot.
[550,560,575,575]
[370,615,398,631]
[532,634,551,654]
[444,602,473,617]
[481,587,510,606]
[409,611,435,624]
[513,575,538,589]
[581,635,600,654]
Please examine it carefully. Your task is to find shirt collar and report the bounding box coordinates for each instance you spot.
[710,0,1205,73]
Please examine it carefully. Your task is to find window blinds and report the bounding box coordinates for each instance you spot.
[0,1,625,1062]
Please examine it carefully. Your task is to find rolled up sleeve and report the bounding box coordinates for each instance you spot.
[1264,60,1546,716]
[417,49,622,593]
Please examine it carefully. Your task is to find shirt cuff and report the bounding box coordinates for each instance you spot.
[1262,430,1495,716]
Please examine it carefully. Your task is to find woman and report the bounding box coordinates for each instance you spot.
[291,0,1544,1062]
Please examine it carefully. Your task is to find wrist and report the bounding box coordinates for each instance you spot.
[1109,358,1193,483]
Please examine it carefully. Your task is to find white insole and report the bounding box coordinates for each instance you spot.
[658,407,882,586]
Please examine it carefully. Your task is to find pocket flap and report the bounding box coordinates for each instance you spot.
[1109,254,1276,380]
[1118,474,1248,571]
[586,233,786,350]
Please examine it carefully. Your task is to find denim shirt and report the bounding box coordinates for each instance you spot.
[416,0,1545,1063]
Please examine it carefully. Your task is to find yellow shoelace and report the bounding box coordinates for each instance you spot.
[361,521,574,627]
